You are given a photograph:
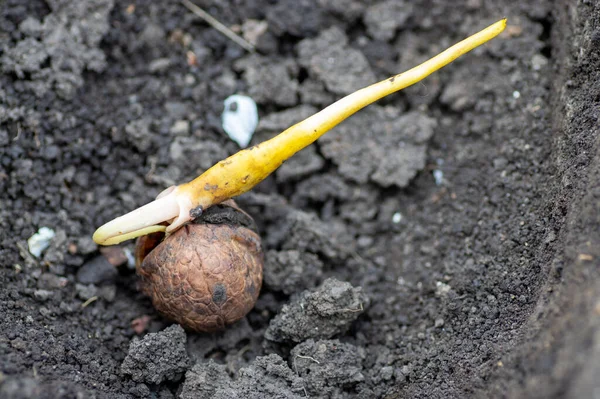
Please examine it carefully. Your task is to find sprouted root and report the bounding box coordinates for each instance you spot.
[93,19,507,246]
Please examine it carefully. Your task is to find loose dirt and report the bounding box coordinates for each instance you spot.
[1,1,598,398]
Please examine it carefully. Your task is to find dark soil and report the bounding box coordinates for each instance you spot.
[1,0,599,398]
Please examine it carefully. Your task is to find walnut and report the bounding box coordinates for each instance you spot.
[135,201,263,332]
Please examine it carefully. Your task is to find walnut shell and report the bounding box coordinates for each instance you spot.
[135,202,263,332]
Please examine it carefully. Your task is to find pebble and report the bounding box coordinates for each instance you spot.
[27,227,55,258]
[99,246,128,267]
[33,289,52,302]
[76,283,98,300]
[19,17,43,37]
[380,366,394,381]
[149,58,172,73]
[37,273,68,290]
[99,285,117,302]
[433,170,444,185]
[77,236,97,255]
[77,255,118,284]
[222,94,258,148]
[170,120,190,136]
[165,102,188,119]
[530,54,548,71]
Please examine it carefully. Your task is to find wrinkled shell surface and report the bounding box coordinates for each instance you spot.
[136,220,263,332]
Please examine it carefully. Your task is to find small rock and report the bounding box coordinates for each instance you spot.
[37,273,68,290]
[241,19,269,46]
[221,95,258,148]
[76,255,118,284]
[42,145,61,160]
[165,102,188,119]
[76,236,97,255]
[493,157,509,170]
[10,338,27,351]
[131,315,152,335]
[380,366,394,381]
[75,283,98,301]
[266,278,368,343]
[99,285,117,302]
[125,118,154,152]
[121,324,190,384]
[140,23,166,47]
[59,301,76,314]
[99,246,128,267]
[149,58,172,73]
[19,17,43,37]
[394,368,406,382]
[27,227,55,258]
[0,129,9,146]
[43,229,67,268]
[531,54,548,71]
[170,120,190,136]
[435,281,453,297]
[33,289,52,302]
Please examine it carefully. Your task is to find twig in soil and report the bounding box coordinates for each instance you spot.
[295,354,320,365]
[293,354,321,397]
[13,123,22,141]
[180,0,255,53]
[94,19,507,246]
[226,344,253,374]
[343,302,364,313]
[81,296,98,308]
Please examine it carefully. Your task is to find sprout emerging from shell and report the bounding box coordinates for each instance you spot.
[93,19,507,246]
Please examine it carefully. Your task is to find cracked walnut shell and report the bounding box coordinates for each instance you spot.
[135,201,263,332]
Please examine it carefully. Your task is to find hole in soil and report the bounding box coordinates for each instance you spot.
[533,16,553,58]
[297,67,309,84]
[204,348,227,362]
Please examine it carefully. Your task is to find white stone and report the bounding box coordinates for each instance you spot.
[27,227,55,258]
[222,94,258,148]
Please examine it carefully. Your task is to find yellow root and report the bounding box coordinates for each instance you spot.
[93,19,506,245]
